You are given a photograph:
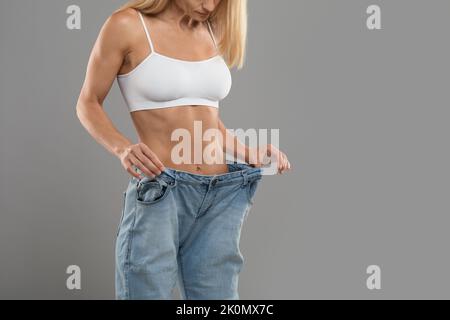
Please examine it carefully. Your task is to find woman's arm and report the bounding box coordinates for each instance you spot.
[76,9,165,179]
[76,11,133,156]
[217,118,291,173]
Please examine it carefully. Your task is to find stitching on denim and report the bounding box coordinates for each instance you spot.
[136,183,175,207]
[117,191,127,237]
[194,187,209,218]
[165,168,259,187]
[236,221,245,274]
[196,188,218,218]
[178,253,189,300]
[124,185,138,300]
[243,203,251,222]
[168,223,180,298]
[168,270,179,299]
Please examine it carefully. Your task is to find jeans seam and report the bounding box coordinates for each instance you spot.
[169,271,179,298]
[197,188,218,218]
[117,191,126,237]
[178,254,189,300]
[124,189,138,300]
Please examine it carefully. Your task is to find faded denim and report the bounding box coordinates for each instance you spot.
[115,162,263,300]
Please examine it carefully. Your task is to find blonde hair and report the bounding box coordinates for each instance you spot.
[115,0,247,69]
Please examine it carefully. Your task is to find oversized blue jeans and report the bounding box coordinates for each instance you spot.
[115,162,263,299]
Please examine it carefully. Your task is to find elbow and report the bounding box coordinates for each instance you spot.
[75,99,82,119]
[75,94,101,123]
[75,98,87,123]
[75,99,94,127]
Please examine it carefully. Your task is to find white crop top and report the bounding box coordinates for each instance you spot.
[117,11,232,112]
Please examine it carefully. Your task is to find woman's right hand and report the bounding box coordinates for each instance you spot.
[117,142,166,180]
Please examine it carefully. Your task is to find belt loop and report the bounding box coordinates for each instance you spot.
[242,170,248,187]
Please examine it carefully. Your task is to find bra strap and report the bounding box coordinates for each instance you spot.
[138,11,155,53]
[206,20,218,50]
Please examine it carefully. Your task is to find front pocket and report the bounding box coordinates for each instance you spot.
[136,179,173,206]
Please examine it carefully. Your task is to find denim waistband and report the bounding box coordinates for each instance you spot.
[152,162,262,187]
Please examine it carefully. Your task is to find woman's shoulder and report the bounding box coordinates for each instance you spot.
[98,8,141,52]
[108,8,140,30]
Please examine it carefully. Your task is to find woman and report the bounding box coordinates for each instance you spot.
[76,0,291,300]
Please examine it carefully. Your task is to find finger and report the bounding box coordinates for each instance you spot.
[127,166,141,179]
[129,153,155,179]
[282,153,289,171]
[124,159,142,179]
[285,161,291,172]
[278,153,286,173]
[278,162,283,174]
[265,144,278,161]
[267,148,281,172]
[132,148,162,177]
[280,153,289,174]
[139,143,166,171]
[279,152,284,174]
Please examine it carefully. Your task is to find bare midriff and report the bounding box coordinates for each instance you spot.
[130,105,230,175]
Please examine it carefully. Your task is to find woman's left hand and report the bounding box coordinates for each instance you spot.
[246,144,291,174]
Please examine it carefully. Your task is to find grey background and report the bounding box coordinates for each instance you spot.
[0,0,449,299]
